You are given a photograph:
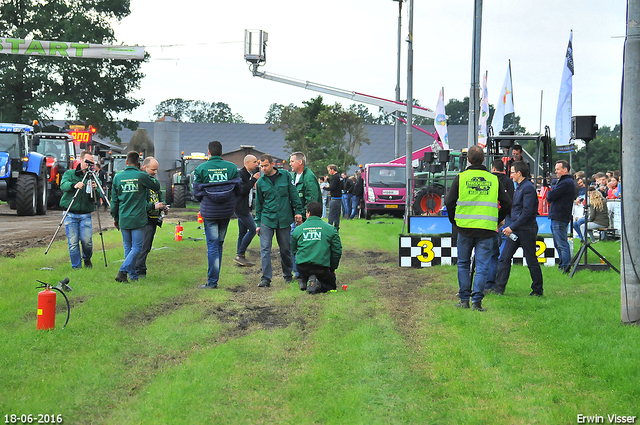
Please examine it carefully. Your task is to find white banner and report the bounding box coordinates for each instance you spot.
[492,61,514,133]
[555,32,574,152]
[0,37,145,60]
[478,72,489,147]
[434,88,449,149]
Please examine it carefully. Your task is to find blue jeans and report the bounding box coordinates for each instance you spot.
[350,195,362,219]
[484,232,502,290]
[203,218,230,287]
[136,222,157,277]
[64,212,93,269]
[236,212,256,256]
[342,193,352,217]
[259,225,293,283]
[322,197,328,218]
[551,220,571,269]
[456,233,493,303]
[120,227,145,279]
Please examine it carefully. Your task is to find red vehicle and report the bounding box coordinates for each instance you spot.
[362,163,412,220]
[31,133,75,207]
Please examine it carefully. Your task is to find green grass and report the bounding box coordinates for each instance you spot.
[0,215,636,424]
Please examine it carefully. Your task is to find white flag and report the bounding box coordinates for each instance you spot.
[478,72,489,147]
[555,31,574,152]
[434,89,449,149]
[492,61,514,132]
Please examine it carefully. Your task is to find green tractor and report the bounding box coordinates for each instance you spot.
[165,153,208,208]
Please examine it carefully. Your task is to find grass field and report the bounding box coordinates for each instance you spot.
[1,215,637,424]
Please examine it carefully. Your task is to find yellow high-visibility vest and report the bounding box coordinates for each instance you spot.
[455,169,499,231]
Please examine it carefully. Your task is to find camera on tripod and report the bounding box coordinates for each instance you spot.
[84,158,96,171]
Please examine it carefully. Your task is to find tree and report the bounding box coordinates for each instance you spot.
[270,96,370,175]
[265,103,294,124]
[152,99,245,123]
[0,0,145,143]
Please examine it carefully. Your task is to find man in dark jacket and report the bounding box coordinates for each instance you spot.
[193,141,242,289]
[59,151,97,269]
[324,165,343,231]
[234,154,260,267]
[255,154,304,287]
[342,172,354,218]
[485,159,515,292]
[546,160,575,272]
[292,202,342,293]
[135,157,166,279]
[490,161,544,296]
[111,151,161,283]
[350,170,364,219]
[444,145,512,311]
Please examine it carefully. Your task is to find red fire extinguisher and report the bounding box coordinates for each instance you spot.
[36,278,71,330]
[175,221,183,241]
[197,212,203,223]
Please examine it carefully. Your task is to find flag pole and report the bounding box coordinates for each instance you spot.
[509,59,514,131]
[539,90,543,134]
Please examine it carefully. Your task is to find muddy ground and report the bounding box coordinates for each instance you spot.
[0,203,198,257]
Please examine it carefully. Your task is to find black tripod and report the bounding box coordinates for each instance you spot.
[45,166,110,267]
[568,137,619,277]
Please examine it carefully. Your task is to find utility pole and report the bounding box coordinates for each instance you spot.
[468,0,483,147]
[404,0,414,229]
[394,0,403,159]
[621,0,640,324]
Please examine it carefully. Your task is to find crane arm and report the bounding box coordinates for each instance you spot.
[252,69,436,119]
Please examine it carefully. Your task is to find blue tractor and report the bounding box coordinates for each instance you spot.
[0,123,48,215]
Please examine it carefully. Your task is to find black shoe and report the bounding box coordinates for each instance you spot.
[455,300,470,309]
[472,301,487,312]
[284,276,293,284]
[84,259,93,268]
[297,278,307,291]
[484,288,504,295]
[115,271,128,283]
[198,284,218,289]
[529,291,543,297]
[258,280,270,288]
[234,254,254,267]
[307,275,321,294]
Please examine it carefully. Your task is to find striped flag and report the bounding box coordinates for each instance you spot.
[555,31,574,153]
[478,71,489,147]
[434,88,449,149]
[492,61,514,132]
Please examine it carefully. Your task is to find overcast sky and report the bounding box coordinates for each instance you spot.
[113,0,626,135]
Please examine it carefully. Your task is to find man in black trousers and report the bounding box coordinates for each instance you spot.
[489,161,544,296]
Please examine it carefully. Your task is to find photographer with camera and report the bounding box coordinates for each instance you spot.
[59,151,98,269]
[135,157,167,279]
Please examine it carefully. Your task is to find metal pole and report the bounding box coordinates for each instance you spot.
[394,0,403,159]
[468,0,483,148]
[621,0,640,324]
[404,0,414,230]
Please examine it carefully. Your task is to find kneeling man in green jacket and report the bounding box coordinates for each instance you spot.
[291,201,342,293]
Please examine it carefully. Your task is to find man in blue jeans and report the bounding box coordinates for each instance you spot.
[444,145,511,311]
[234,154,260,267]
[193,141,242,289]
[59,151,97,269]
[546,160,575,273]
[111,151,161,283]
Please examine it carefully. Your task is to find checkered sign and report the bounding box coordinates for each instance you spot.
[399,236,559,268]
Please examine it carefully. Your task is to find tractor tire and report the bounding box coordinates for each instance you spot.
[173,184,186,208]
[364,208,372,220]
[165,185,174,206]
[413,186,445,215]
[16,174,37,216]
[36,168,48,215]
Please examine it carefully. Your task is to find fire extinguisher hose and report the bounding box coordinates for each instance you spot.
[36,280,71,329]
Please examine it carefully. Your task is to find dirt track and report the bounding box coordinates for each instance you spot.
[0,203,196,257]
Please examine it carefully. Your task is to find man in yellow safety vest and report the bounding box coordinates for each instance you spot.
[444,145,512,311]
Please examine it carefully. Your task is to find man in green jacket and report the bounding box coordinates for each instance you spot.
[111,151,161,283]
[255,154,304,287]
[289,151,322,277]
[292,201,342,293]
[59,151,98,269]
